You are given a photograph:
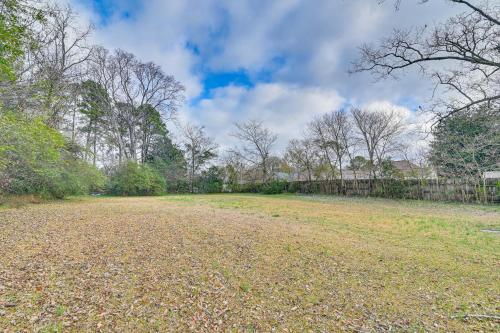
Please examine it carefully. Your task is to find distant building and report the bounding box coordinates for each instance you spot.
[390,160,436,179]
[343,160,436,180]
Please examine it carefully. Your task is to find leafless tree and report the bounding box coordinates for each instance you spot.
[112,49,184,160]
[351,107,406,179]
[231,120,278,183]
[326,110,355,191]
[182,123,218,193]
[28,4,94,128]
[0,2,94,130]
[308,111,357,191]
[222,151,247,186]
[285,138,318,182]
[353,0,500,121]
[87,47,184,163]
[308,117,337,181]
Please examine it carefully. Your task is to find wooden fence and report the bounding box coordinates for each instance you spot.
[283,178,500,204]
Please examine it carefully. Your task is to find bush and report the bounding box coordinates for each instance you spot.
[238,183,264,193]
[0,112,107,198]
[197,166,224,193]
[261,180,288,194]
[58,157,107,195]
[108,161,165,196]
[383,179,407,198]
[287,181,301,193]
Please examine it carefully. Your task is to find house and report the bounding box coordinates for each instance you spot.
[385,160,436,179]
[342,160,436,180]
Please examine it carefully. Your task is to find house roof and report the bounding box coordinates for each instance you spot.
[391,160,419,171]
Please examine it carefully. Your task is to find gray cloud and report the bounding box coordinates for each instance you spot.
[71,0,460,150]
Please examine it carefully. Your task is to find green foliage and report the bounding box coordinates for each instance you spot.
[0,112,106,198]
[235,180,289,194]
[139,104,167,139]
[379,159,404,179]
[78,80,109,120]
[197,166,224,193]
[58,157,107,195]
[146,134,187,192]
[349,156,369,171]
[0,0,25,80]
[108,161,165,196]
[429,107,499,180]
[261,180,288,194]
[223,164,240,192]
[287,181,302,193]
[381,179,407,198]
[237,183,263,193]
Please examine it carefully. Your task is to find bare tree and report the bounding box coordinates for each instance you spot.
[222,151,247,188]
[112,49,184,160]
[308,117,337,181]
[353,0,500,121]
[87,47,184,163]
[308,111,356,192]
[182,123,218,193]
[285,138,318,182]
[28,4,94,128]
[351,107,406,179]
[231,120,278,183]
[325,110,355,191]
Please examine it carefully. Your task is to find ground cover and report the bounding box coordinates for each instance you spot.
[0,194,498,331]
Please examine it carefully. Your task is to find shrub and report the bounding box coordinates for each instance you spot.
[383,179,407,198]
[0,112,106,198]
[59,157,107,195]
[197,166,224,193]
[287,181,301,193]
[261,180,288,194]
[108,161,165,196]
[238,183,263,193]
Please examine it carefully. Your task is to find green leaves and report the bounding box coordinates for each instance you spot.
[430,107,499,180]
[108,161,166,196]
[0,112,106,198]
[0,0,25,80]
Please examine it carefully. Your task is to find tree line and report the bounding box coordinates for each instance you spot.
[0,0,498,199]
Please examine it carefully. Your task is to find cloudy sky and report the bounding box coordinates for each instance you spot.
[70,0,458,151]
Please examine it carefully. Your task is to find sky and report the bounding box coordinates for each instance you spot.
[70,0,460,153]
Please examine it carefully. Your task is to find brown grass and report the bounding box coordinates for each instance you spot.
[0,195,43,209]
[0,194,498,332]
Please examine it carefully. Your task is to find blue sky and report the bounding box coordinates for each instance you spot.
[73,0,457,150]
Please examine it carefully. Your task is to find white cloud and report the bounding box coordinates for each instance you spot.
[181,83,344,152]
[73,0,460,101]
[361,100,434,158]
[66,0,461,153]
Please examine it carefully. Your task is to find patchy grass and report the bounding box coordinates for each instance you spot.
[0,195,44,209]
[0,194,498,332]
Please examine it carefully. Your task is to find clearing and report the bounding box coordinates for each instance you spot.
[0,194,499,332]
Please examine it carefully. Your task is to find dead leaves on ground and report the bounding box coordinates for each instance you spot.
[0,196,499,332]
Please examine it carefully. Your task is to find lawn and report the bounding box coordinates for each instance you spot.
[0,194,499,332]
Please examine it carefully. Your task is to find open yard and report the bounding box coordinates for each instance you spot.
[0,194,499,332]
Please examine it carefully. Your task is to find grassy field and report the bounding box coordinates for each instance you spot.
[0,194,499,332]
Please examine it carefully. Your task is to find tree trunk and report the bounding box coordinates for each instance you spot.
[92,127,97,166]
[129,125,137,161]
